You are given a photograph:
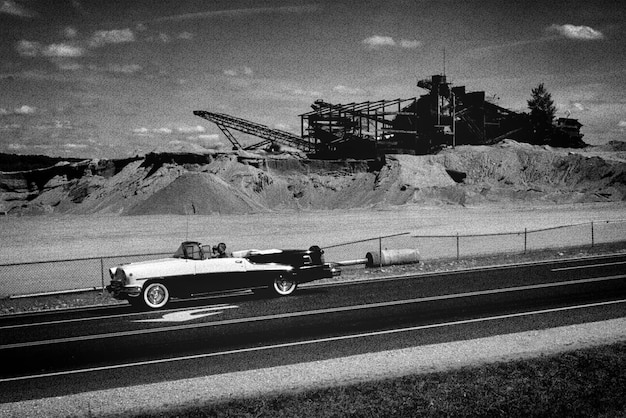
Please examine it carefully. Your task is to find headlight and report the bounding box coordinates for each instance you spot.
[114,269,127,284]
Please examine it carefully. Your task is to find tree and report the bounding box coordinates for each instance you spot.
[527,83,556,143]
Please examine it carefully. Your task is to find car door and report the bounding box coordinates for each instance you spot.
[193,257,248,293]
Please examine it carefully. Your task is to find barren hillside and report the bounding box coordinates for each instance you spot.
[1,140,625,216]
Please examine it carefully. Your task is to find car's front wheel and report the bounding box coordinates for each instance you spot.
[272,274,297,296]
[142,281,170,309]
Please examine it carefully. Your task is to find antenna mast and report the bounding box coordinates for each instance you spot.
[443,47,446,76]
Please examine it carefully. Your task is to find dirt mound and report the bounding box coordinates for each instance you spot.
[126,172,266,215]
[433,140,626,203]
[1,141,625,215]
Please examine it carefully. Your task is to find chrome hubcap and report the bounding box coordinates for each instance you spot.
[147,285,165,304]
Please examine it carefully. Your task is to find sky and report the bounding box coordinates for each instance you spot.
[0,0,624,158]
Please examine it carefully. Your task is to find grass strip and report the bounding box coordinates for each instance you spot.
[129,342,626,417]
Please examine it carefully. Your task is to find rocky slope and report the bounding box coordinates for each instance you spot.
[1,140,625,215]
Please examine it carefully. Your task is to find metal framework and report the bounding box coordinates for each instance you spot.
[299,98,418,157]
[193,110,313,152]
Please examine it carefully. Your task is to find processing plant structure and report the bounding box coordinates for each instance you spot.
[195,74,584,160]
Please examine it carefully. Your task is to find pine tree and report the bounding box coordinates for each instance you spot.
[527,83,556,143]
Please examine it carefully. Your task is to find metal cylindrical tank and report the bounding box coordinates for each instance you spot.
[365,249,420,267]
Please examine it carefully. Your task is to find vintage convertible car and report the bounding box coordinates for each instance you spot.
[106,241,340,309]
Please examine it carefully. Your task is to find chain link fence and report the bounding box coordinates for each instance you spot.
[1,220,625,298]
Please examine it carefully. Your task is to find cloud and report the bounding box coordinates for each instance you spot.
[363,35,396,48]
[619,121,626,129]
[363,35,422,49]
[148,4,320,23]
[195,134,223,149]
[132,127,150,135]
[88,28,135,48]
[14,105,36,115]
[224,66,254,77]
[43,43,86,57]
[177,125,206,134]
[132,126,176,135]
[0,0,38,18]
[16,40,40,57]
[17,40,85,58]
[399,39,423,49]
[63,143,88,149]
[63,27,78,39]
[547,24,604,40]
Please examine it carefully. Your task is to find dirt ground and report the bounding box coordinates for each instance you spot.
[1,201,625,264]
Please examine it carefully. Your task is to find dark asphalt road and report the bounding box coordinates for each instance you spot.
[1,254,625,403]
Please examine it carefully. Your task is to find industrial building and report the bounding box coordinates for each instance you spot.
[195,75,584,159]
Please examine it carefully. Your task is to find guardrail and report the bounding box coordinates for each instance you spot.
[1,220,625,298]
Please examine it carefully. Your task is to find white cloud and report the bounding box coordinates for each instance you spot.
[63,143,88,149]
[618,121,626,128]
[177,125,206,134]
[333,85,365,96]
[224,66,254,77]
[195,134,223,149]
[399,39,422,49]
[89,28,135,48]
[548,24,604,40]
[63,27,78,39]
[0,0,38,18]
[133,126,175,135]
[0,108,8,115]
[363,35,396,48]
[178,32,193,40]
[8,143,26,150]
[148,5,320,23]
[132,127,150,135]
[43,43,85,57]
[363,36,422,49]
[14,105,36,115]
[16,40,40,57]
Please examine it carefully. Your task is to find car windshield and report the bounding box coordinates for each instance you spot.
[173,242,203,260]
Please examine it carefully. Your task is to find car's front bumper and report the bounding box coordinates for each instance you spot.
[106,282,142,300]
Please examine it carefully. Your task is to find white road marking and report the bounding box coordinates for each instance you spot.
[2,298,625,383]
[133,305,238,323]
[1,274,624,350]
[552,260,626,272]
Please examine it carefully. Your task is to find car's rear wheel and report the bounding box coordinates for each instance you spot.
[142,281,170,309]
[272,274,297,296]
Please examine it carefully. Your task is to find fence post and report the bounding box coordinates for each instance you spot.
[379,236,382,268]
[524,228,527,254]
[100,258,105,293]
[591,221,595,247]
[456,233,460,261]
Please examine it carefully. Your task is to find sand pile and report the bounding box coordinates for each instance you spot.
[2,140,624,215]
[434,140,626,203]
